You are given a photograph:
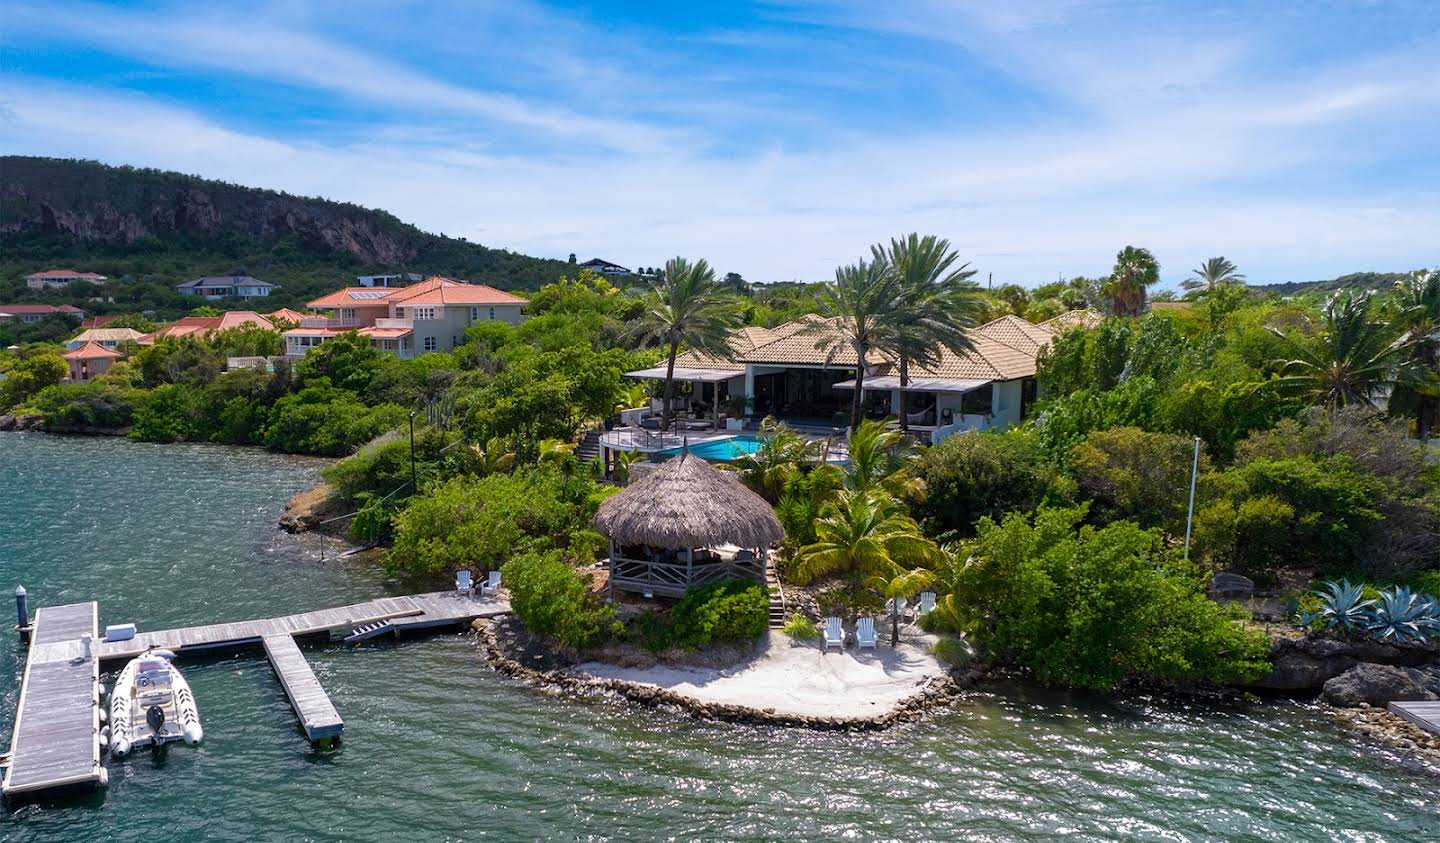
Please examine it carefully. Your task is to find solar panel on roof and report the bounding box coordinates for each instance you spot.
[348,291,388,299]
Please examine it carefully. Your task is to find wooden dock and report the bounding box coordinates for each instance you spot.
[3,602,105,800]
[1388,699,1440,736]
[4,591,507,802]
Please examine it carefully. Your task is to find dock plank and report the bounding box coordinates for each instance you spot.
[1388,700,1440,736]
[262,634,344,742]
[3,603,102,800]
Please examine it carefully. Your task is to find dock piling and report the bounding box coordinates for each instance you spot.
[15,585,28,631]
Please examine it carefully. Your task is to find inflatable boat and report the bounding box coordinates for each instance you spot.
[108,649,203,757]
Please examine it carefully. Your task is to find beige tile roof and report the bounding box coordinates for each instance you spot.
[671,325,780,371]
[1040,309,1104,332]
[973,314,1057,356]
[737,316,892,367]
[70,328,145,344]
[911,334,1043,380]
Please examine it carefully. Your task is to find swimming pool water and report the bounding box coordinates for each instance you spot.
[658,434,765,460]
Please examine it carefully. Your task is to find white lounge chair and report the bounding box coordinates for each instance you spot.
[823,617,845,651]
[482,570,502,596]
[856,617,878,649]
[918,591,936,615]
[456,570,473,595]
[886,597,907,619]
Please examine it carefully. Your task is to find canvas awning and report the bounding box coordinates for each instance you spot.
[623,366,745,383]
[832,376,992,394]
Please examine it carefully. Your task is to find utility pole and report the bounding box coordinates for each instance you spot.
[408,410,418,492]
[1183,436,1201,561]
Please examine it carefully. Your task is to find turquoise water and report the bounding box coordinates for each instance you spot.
[658,434,765,461]
[3,433,1439,841]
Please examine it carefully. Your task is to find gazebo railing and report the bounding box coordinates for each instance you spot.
[608,552,767,598]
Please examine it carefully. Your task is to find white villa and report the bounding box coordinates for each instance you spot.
[603,309,1102,461]
[176,274,278,299]
[284,276,528,359]
[26,269,108,290]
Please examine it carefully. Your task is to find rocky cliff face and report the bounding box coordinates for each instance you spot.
[2,156,423,265]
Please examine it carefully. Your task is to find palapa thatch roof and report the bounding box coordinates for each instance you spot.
[593,452,785,549]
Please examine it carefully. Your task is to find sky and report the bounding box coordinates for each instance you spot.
[2,0,1437,288]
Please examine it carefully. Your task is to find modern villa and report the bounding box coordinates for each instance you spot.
[601,309,1101,465]
[25,269,108,290]
[65,327,145,351]
[283,276,528,359]
[175,274,278,299]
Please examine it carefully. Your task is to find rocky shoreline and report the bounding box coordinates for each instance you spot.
[471,616,972,731]
[0,414,129,436]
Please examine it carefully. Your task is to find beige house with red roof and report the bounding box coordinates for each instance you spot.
[62,341,124,382]
[285,276,528,358]
[619,309,1102,444]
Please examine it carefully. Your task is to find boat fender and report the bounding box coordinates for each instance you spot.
[98,733,109,750]
[184,723,203,746]
[101,725,110,740]
[152,648,177,660]
[99,708,108,723]
[112,738,131,757]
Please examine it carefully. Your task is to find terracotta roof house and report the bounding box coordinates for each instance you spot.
[285,276,528,359]
[65,327,145,351]
[175,274,277,300]
[612,309,1100,450]
[61,341,124,382]
[0,304,86,323]
[265,308,309,325]
[138,312,276,344]
[26,269,107,290]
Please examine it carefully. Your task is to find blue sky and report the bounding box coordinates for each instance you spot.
[2,1,1437,287]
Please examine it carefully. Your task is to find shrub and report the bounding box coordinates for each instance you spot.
[950,505,1271,690]
[28,382,140,429]
[780,614,818,640]
[384,467,612,577]
[502,551,613,650]
[1072,427,1208,533]
[913,428,1060,537]
[264,380,408,456]
[0,353,66,410]
[1034,376,1161,461]
[672,579,770,649]
[129,383,210,442]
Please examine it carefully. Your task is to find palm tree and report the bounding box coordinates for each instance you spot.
[1271,290,1416,410]
[799,259,905,430]
[871,234,987,432]
[726,416,817,503]
[1391,269,1440,438]
[1103,246,1160,317]
[469,437,516,476]
[869,568,936,646]
[790,490,941,596]
[630,257,743,431]
[842,418,925,500]
[1182,256,1246,293]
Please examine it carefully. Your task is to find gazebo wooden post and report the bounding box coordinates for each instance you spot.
[607,538,617,601]
[686,546,693,590]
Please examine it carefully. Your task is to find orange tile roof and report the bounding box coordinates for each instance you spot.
[266,307,309,323]
[62,341,124,360]
[357,326,413,339]
[387,276,528,306]
[305,287,398,308]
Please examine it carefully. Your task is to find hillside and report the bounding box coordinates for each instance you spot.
[0,156,576,309]
[1251,270,1418,297]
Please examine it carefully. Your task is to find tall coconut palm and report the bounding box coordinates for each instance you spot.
[871,234,987,432]
[630,257,743,430]
[790,490,941,596]
[1391,269,1440,438]
[798,258,905,430]
[1270,290,1417,410]
[1182,256,1246,293]
[1103,246,1160,317]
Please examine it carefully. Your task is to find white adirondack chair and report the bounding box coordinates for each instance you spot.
[918,591,937,615]
[855,617,878,649]
[456,570,473,595]
[823,617,845,651]
[482,570,502,596]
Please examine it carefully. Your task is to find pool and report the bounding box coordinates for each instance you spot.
[656,434,765,461]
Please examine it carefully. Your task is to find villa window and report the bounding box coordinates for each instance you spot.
[412,307,437,321]
[423,336,438,352]
[961,386,993,416]
[489,306,496,320]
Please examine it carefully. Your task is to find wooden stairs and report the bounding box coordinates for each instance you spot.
[344,619,394,643]
[766,569,787,629]
[577,428,604,464]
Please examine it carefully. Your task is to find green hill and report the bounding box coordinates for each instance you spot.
[1251,270,1418,297]
[0,156,576,314]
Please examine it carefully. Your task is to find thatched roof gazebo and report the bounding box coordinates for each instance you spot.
[594,452,784,598]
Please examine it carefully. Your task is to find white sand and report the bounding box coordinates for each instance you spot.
[573,631,946,719]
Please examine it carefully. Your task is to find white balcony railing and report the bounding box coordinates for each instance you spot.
[298,317,362,329]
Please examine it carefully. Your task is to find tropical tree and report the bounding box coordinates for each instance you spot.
[790,490,941,596]
[843,418,925,500]
[799,258,905,430]
[726,416,817,502]
[630,257,743,430]
[469,436,517,476]
[1103,246,1161,317]
[1182,256,1246,293]
[1270,291,1416,411]
[869,568,936,646]
[871,234,986,432]
[1390,269,1440,438]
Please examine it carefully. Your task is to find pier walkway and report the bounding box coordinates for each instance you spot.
[1388,700,1440,736]
[4,591,507,802]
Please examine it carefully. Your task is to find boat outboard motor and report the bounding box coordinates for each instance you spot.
[146,705,166,744]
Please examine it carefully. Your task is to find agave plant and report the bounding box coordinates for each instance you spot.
[1303,580,1377,633]
[1367,586,1440,643]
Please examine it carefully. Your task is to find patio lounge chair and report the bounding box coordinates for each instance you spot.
[456,570,473,595]
[886,597,907,619]
[855,617,878,649]
[918,591,936,615]
[823,617,845,651]
[482,570,502,596]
